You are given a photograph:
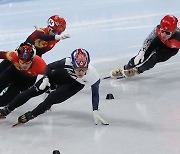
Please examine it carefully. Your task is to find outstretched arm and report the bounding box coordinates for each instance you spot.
[26,29,70,42]
[91,79,109,125]
[91,79,100,111]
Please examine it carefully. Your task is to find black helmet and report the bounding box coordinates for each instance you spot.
[16,42,36,61]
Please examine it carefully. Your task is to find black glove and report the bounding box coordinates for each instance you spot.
[18,111,34,123]
[0,106,11,117]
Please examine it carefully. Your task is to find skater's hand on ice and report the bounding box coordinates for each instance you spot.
[93,110,109,125]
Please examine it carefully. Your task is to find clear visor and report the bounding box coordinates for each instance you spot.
[74,67,88,72]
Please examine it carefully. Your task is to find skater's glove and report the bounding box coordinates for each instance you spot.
[18,111,34,123]
[134,50,145,65]
[55,34,70,40]
[93,110,109,125]
[39,77,50,90]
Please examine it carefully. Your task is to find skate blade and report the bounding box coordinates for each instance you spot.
[0,116,6,119]
[102,75,124,80]
[12,122,22,127]
[102,123,109,125]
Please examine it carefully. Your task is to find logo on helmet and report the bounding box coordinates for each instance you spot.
[75,49,88,67]
[48,19,55,27]
[71,48,90,68]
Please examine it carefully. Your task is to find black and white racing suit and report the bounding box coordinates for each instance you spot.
[8,57,100,117]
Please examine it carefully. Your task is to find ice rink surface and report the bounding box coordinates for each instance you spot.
[0,0,180,154]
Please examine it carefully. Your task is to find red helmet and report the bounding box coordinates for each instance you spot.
[17,42,36,61]
[47,15,66,34]
[160,15,178,32]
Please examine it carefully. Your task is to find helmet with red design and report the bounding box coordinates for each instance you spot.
[47,15,66,34]
[71,48,90,68]
[160,15,178,32]
[16,42,36,61]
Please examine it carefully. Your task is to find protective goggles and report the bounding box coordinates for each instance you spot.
[19,59,32,64]
[52,30,61,35]
[160,28,173,35]
[49,27,61,35]
[74,67,88,72]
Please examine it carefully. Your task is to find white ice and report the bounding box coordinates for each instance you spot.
[0,0,180,154]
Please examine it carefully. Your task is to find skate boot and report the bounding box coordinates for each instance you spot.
[0,106,11,118]
[123,67,139,77]
[110,67,124,77]
[18,111,35,123]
